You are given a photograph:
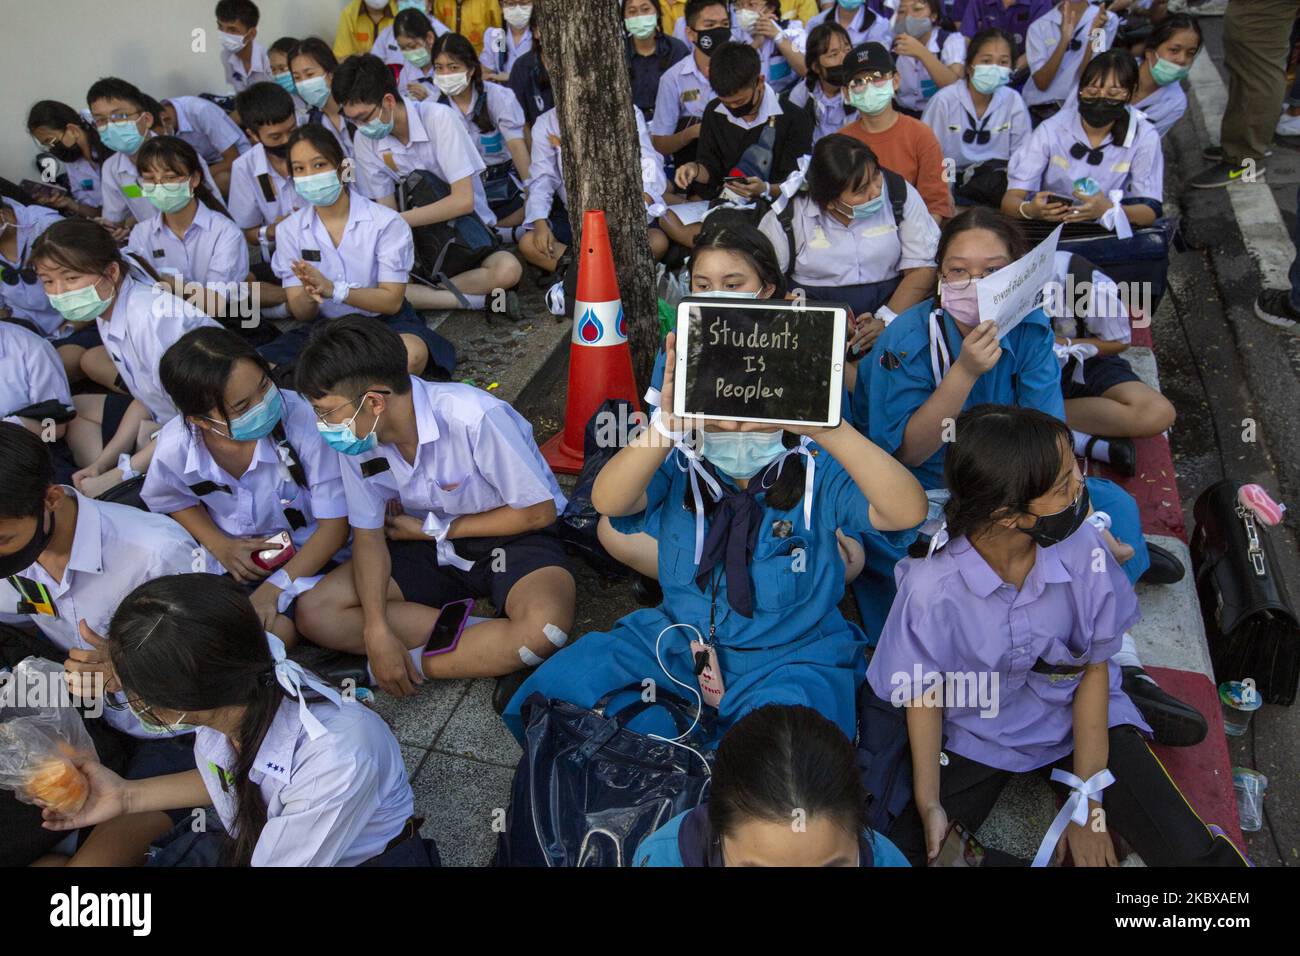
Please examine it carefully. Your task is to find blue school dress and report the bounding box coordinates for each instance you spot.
[859,299,1150,583]
[503,446,916,744]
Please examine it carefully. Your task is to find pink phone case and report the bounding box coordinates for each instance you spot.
[1239,484,1285,527]
[423,598,475,657]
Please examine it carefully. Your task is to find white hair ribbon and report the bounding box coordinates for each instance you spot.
[266,632,342,741]
[1099,190,1133,240]
[1053,340,1100,384]
[1030,768,1115,867]
[765,435,816,533]
[926,522,950,557]
[768,153,811,216]
[673,440,723,566]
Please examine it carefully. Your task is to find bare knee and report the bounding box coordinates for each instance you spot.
[401,335,429,375]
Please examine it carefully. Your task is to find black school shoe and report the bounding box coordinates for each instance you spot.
[631,572,664,607]
[1202,144,1272,162]
[1085,435,1136,477]
[1122,666,1209,747]
[1254,288,1300,334]
[493,666,538,716]
[1187,159,1266,189]
[1138,542,1186,585]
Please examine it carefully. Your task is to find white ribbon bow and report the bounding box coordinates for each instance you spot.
[1099,190,1133,240]
[273,441,295,483]
[1031,767,1115,867]
[267,632,343,741]
[116,453,140,482]
[421,512,476,572]
[766,436,816,534]
[673,440,724,566]
[768,154,812,216]
[926,522,950,557]
[1053,340,1100,384]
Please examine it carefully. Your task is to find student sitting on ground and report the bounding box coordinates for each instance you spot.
[155,93,251,197]
[890,0,966,118]
[649,0,731,171]
[664,41,815,247]
[31,220,219,499]
[290,38,358,162]
[1022,0,1117,124]
[266,124,455,378]
[40,574,437,867]
[125,137,251,321]
[374,0,451,71]
[868,405,1248,867]
[921,27,1031,208]
[216,0,274,95]
[635,704,910,866]
[733,0,809,95]
[293,317,576,697]
[505,293,928,745]
[334,53,525,316]
[623,0,691,125]
[480,0,536,84]
[142,328,351,646]
[783,20,854,143]
[1131,14,1200,137]
[0,424,200,867]
[26,100,109,220]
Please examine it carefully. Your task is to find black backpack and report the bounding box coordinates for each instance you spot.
[395,168,501,309]
[775,166,907,282]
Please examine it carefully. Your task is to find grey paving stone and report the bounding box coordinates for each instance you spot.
[400,745,429,782]
[977,773,1057,863]
[412,752,514,867]
[434,678,523,768]
[370,678,470,749]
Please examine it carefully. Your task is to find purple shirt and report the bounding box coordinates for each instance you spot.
[960,0,1053,52]
[866,523,1149,772]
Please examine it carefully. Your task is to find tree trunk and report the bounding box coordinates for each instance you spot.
[536,0,660,393]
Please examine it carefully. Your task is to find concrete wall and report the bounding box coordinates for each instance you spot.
[0,0,338,180]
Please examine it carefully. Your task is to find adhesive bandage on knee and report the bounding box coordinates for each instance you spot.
[518,646,544,667]
[543,624,569,649]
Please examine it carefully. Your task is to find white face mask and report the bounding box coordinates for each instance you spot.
[736,8,761,31]
[364,0,390,9]
[503,4,534,29]
[219,30,248,52]
[434,71,471,96]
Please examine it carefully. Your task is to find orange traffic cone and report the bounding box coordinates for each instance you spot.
[541,210,642,475]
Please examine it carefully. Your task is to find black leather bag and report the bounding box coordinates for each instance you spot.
[96,475,148,511]
[495,684,712,867]
[395,168,500,308]
[557,398,637,578]
[1190,479,1300,705]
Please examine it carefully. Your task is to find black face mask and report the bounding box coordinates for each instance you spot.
[0,509,55,579]
[725,85,761,119]
[263,142,290,161]
[1077,96,1128,129]
[694,26,733,57]
[1019,480,1089,548]
[47,139,82,163]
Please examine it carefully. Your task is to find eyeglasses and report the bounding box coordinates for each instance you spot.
[846,73,892,92]
[92,110,141,129]
[941,265,1003,290]
[313,389,391,425]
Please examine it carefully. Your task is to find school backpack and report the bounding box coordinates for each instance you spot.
[395,168,501,309]
[775,166,907,282]
[856,681,915,836]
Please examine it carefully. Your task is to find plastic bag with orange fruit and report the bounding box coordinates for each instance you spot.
[0,656,97,815]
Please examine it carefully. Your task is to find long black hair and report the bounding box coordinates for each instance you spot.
[937,204,1027,266]
[285,122,347,173]
[135,136,232,220]
[807,133,878,210]
[709,705,867,841]
[803,20,851,92]
[964,26,1014,75]
[1145,14,1202,63]
[30,217,162,285]
[430,32,496,134]
[1079,48,1140,98]
[27,100,109,165]
[940,404,1072,542]
[107,575,296,866]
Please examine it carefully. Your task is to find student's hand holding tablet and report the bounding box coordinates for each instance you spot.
[658,331,687,434]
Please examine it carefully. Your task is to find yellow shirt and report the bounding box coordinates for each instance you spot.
[433,0,502,51]
[660,1,821,35]
[333,0,396,61]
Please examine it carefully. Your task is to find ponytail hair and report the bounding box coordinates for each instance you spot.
[30,217,156,284]
[431,32,493,132]
[27,99,109,165]
[107,574,292,866]
[136,136,232,220]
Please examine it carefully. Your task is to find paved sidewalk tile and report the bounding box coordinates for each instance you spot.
[412,753,514,867]
[436,678,523,768]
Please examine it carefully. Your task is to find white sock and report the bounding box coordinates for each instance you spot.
[495,224,520,243]
[1072,429,1110,463]
[1113,631,1145,672]
[462,293,486,310]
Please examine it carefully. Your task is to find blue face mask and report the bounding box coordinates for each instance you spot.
[838,0,865,9]
[970,64,1012,95]
[701,429,787,480]
[318,400,381,456]
[358,101,395,140]
[844,195,883,219]
[694,289,761,299]
[212,386,283,442]
[294,170,343,206]
[100,118,145,155]
[297,74,331,108]
[273,72,298,95]
[1150,56,1190,86]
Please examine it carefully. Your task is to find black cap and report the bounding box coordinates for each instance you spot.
[829,42,895,86]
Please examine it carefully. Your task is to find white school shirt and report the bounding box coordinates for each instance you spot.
[194,695,413,866]
[805,6,894,47]
[649,54,716,138]
[1048,250,1130,343]
[100,136,222,226]
[759,180,939,287]
[894,29,967,113]
[339,376,567,532]
[165,96,251,165]
[228,143,306,231]
[310,108,358,163]
[270,189,414,319]
[97,276,220,422]
[429,83,527,169]
[352,97,495,227]
[0,491,199,738]
[921,81,1032,169]
[0,321,72,422]
[0,199,66,338]
[786,80,852,144]
[373,18,451,67]
[1006,103,1164,203]
[63,156,103,209]
[222,38,274,93]
[480,25,533,77]
[142,389,348,573]
[126,201,251,291]
[1133,81,1187,138]
[743,20,807,94]
[1023,2,1118,108]
[524,108,664,223]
